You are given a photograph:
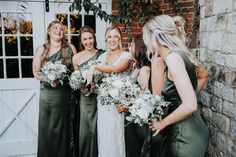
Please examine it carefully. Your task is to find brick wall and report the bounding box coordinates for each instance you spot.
[198,0,236,156]
[112,0,197,49]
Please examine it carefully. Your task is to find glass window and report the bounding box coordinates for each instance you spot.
[6,59,19,78]
[5,36,18,56]
[85,15,96,33]
[20,37,33,56]
[21,59,33,78]
[70,14,81,34]
[0,37,2,56]
[0,59,3,78]
[3,13,18,34]
[71,35,79,52]
[0,14,2,34]
[19,14,33,34]
[56,14,68,34]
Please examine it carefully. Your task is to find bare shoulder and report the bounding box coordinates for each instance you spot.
[34,45,44,57]
[166,52,184,66]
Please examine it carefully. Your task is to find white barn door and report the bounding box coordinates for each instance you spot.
[0,1,44,157]
[0,0,111,157]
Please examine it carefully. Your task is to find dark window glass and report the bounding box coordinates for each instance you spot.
[70,14,82,34]
[0,59,3,78]
[71,35,79,52]
[21,59,33,78]
[56,14,68,34]
[19,14,33,34]
[0,14,2,34]
[85,15,96,33]
[6,59,19,78]
[0,37,2,56]
[5,36,18,56]
[3,13,17,34]
[20,37,33,56]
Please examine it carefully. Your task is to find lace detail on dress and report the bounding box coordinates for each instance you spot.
[97,51,131,157]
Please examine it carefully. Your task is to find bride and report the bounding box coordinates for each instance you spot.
[85,26,132,157]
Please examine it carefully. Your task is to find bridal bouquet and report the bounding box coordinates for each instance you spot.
[97,74,142,106]
[40,60,68,85]
[125,90,169,126]
[69,60,105,95]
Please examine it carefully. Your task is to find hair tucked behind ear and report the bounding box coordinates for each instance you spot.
[173,16,188,45]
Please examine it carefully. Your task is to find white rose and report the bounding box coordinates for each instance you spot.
[112,80,124,89]
[108,88,119,99]
[48,73,56,81]
[81,70,88,79]
[137,108,149,120]
[125,81,132,87]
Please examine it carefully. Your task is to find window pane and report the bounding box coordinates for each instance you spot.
[5,36,18,56]
[71,36,79,52]
[19,14,33,34]
[70,14,81,34]
[21,59,33,78]
[20,37,33,56]
[85,15,96,33]
[6,59,19,78]
[56,14,68,34]
[0,37,2,56]
[0,13,2,34]
[3,13,18,34]
[0,59,3,78]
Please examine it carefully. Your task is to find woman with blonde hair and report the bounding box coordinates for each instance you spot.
[143,15,208,157]
[85,26,132,157]
[32,21,77,157]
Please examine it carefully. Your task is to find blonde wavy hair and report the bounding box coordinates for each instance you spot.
[142,15,199,67]
[105,26,123,51]
[41,21,67,63]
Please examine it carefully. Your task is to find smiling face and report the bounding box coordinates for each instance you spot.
[106,28,121,51]
[81,32,95,51]
[48,23,64,41]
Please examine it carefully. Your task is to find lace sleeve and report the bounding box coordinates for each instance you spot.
[120,51,132,60]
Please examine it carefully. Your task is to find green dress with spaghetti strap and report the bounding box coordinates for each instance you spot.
[37,46,73,157]
[161,50,208,157]
[78,49,104,157]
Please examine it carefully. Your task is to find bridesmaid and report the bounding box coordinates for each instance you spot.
[72,25,104,157]
[143,15,209,157]
[32,21,77,157]
[121,34,166,157]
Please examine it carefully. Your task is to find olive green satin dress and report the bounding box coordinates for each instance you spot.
[37,46,73,157]
[161,50,208,157]
[78,50,104,157]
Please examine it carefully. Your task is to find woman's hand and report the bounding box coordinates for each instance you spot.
[149,119,168,136]
[116,104,129,113]
[86,65,96,85]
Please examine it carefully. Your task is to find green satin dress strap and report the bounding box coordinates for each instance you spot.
[161,50,209,157]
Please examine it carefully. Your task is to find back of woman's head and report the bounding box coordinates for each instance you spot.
[132,34,150,68]
[142,15,198,66]
[105,26,123,51]
[78,25,97,51]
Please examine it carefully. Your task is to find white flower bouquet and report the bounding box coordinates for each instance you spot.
[125,90,169,126]
[69,60,105,95]
[97,74,142,106]
[40,60,68,85]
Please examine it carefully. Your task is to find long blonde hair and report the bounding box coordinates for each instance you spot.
[105,26,123,51]
[142,15,199,67]
[41,21,67,63]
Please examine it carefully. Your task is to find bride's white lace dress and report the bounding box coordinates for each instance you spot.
[96,51,132,157]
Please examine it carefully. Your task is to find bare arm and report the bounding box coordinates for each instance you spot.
[150,53,197,135]
[196,64,208,92]
[69,44,77,55]
[72,54,80,70]
[137,66,150,91]
[151,53,165,95]
[32,46,44,81]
